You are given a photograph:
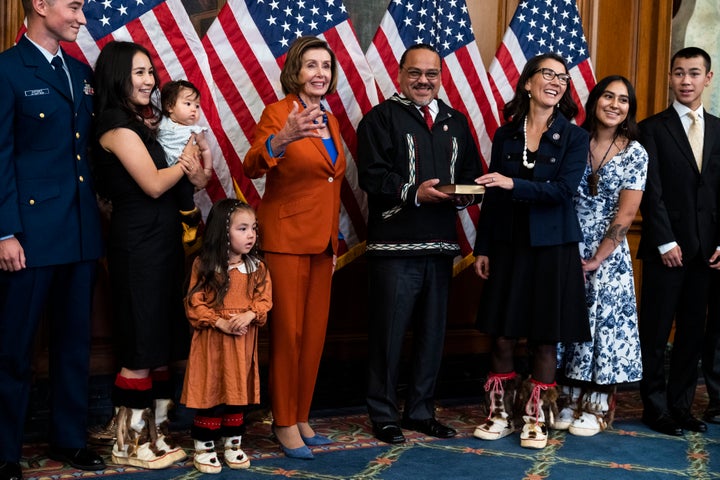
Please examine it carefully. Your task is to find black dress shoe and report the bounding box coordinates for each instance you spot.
[47,448,106,471]
[702,406,720,424]
[642,414,683,436]
[676,415,707,432]
[372,422,406,444]
[401,417,457,439]
[0,462,22,480]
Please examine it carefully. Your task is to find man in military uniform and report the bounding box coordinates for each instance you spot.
[0,1,105,478]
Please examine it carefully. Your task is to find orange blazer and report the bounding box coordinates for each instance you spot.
[243,94,346,255]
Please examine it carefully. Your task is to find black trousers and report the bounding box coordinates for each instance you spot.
[366,255,452,423]
[0,261,96,461]
[639,255,710,419]
[704,271,720,408]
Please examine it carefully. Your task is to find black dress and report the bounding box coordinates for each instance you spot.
[94,109,189,369]
[476,150,589,344]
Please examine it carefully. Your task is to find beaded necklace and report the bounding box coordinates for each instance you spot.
[587,135,618,196]
[297,95,328,125]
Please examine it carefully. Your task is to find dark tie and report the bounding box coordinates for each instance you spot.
[421,104,433,131]
[51,56,70,95]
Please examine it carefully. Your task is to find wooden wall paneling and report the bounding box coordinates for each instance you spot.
[636,0,674,120]
[586,0,640,84]
[1,1,24,52]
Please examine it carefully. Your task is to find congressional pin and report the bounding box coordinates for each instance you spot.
[443,125,448,131]
[552,133,560,140]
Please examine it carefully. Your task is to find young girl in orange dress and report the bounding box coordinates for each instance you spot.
[181,199,272,474]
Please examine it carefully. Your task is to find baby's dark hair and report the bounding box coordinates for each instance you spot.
[160,80,200,117]
[186,199,267,308]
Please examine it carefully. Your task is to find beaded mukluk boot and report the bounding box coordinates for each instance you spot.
[193,440,222,474]
[474,372,519,440]
[223,436,251,469]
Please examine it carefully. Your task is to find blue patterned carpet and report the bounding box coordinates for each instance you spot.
[18,387,720,480]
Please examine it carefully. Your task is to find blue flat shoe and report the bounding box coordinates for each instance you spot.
[301,433,333,446]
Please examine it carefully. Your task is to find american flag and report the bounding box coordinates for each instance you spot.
[489,0,596,124]
[61,0,236,210]
[365,0,500,271]
[202,0,378,267]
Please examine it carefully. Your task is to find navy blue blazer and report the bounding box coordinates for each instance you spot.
[474,113,588,255]
[0,36,102,267]
[637,106,720,262]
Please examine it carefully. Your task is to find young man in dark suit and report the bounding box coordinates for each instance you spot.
[0,1,104,478]
[638,46,720,437]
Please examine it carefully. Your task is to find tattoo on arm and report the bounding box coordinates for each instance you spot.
[604,224,628,248]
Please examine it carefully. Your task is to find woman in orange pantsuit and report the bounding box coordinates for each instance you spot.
[243,36,345,460]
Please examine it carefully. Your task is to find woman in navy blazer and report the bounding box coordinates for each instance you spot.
[471,53,590,450]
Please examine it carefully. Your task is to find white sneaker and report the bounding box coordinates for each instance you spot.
[473,413,514,440]
[193,440,222,474]
[223,436,250,469]
[568,412,605,437]
[551,406,576,431]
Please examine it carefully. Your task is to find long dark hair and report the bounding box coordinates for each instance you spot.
[503,52,578,125]
[581,75,640,142]
[187,199,267,308]
[93,41,162,126]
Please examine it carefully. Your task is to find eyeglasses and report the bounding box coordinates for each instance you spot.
[402,68,441,80]
[534,68,571,85]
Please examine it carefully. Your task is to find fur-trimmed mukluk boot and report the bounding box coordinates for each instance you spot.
[551,385,581,430]
[111,407,183,469]
[223,436,251,469]
[568,387,615,437]
[153,399,187,463]
[193,440,222,474]
[88,408,119,445]
[519,379,558,449]
[474,372,519,440]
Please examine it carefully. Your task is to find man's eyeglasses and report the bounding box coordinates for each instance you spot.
[402,68,441,80]
[534,68,571,85]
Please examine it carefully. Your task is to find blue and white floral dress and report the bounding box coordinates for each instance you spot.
[561,140,648,384]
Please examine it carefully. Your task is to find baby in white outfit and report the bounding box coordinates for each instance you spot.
[158,80,213,253]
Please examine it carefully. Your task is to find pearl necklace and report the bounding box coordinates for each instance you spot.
[522,116,535,169]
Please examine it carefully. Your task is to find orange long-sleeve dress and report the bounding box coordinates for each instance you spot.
[181,257,272,409]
